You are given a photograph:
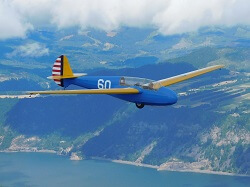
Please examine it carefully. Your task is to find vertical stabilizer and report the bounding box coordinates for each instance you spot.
[49,55,86,87]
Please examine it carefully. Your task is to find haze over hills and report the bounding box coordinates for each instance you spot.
[0,26,249,175]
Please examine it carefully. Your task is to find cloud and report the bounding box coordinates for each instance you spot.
[153,0,250,35]
[59,34,74,41]
[7,42,49,57]
[0,0,33,39]
[0,0,250,39]
[103,43,115,51]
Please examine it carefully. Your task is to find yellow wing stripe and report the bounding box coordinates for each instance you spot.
[153,65,224,89]
[28,88,140,95]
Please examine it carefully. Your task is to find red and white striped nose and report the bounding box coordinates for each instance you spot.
[52,56,63,87]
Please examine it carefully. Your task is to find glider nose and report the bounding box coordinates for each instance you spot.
[168,90,178,104]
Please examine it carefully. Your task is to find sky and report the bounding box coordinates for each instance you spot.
[0,0,249,40]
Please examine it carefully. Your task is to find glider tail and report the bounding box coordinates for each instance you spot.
[48,55,86,87]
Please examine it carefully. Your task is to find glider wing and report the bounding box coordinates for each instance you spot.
[28,88,140,95]
[152,65,224,89]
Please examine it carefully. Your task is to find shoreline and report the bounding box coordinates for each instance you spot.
[112,159,158,169]
[0,151,248,177]
[111,159,249,177]
[0,149,56,154]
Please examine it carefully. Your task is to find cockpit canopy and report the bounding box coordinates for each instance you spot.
[120,77,161,90]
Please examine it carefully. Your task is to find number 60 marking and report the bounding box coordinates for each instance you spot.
[98,79,111,89]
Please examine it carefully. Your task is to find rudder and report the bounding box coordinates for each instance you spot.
[50,55,86,87]
[52,55,64,87]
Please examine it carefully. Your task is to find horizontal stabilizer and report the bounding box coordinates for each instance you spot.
[28,88,140,95]
[47,73,87,80]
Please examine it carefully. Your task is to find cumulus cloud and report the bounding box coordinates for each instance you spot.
[0,0,33,39]
[0,0,249,39]
[7,42,49,57]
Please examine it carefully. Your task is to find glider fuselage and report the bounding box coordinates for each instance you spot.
[64,76,178,106]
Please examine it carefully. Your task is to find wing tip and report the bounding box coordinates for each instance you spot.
[27,91,39,95]
[213,64,225,69]
[218,64,225,68]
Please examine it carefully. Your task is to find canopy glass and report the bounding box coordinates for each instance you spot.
[120,77,161,90]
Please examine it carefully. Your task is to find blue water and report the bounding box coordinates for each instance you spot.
[0,153,249,187]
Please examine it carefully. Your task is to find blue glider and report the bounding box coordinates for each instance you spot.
[29,55,224,109]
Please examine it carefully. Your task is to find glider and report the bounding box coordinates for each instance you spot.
[29,55,224,109]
